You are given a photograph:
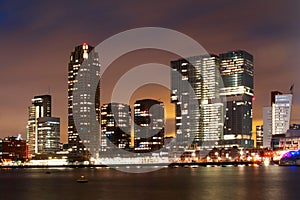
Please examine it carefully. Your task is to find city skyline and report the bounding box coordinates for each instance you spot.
[1,1,300,143]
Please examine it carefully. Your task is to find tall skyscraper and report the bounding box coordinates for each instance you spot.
[27,95,51,156]
[68,43,100,160]
[199,56,224,148]
[263,106,272,148]
[100,103,131,152]
[273,94,293,135]
[26,95,60,157]
[219,50,254,148]
[171,55,223,150]
[134,99,164,152]
[263,91,293,148]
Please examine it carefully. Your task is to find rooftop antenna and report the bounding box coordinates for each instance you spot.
[290,83,294,94]
[48,86,51,94]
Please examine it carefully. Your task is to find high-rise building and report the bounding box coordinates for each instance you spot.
[263,92,293,148]
[219,50,254,148]
[29,95,51,118]
[171,57,201,150]
[263,106,272,148]
[264,91,282,148]
[199,56,224,148]
[171,55,224,150]
[256,125,263,148]
[68,43,100,160]
[134,99,164,152]
[26,95,60,157]
[100,103,131,152]
[273,94,293,135]
[37,117,60,154]
[27,95,51,156]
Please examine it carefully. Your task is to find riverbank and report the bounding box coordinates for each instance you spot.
[0,161,277,169]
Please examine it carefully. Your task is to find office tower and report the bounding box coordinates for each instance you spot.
[199,56,224,148]
[256,125,263,148]
[263,91,293,148]
[134,99,164,152]
[29,95,51,118]
[271,93,293,150]
[263,107,272,148]
[26,95,60,157]
[27,95,51,156]
[37,117,60,154]
[219,50,254,148]
[171,55,223,150]
[263,91,282,148]
[273,94,293,135]
[68,43,100,160]
[100,103,131,152]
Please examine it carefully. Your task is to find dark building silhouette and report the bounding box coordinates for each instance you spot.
[0,136,27,161]
[134,99,165,152]
[271,91,282,105]
[100,103,131,152]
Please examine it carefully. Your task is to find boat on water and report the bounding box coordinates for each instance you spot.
[77,176,88,183]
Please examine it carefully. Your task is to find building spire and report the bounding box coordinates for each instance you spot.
[290,83,294,94]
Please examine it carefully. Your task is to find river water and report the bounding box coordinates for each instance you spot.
[0,165,299,200]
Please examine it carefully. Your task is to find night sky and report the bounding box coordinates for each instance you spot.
[1,0,300,142]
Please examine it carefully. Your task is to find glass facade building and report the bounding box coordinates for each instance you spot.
[219,50,254,148]
[26,95,60,157]
[37,117,60,154]
[171,55,223,150]
[134,99,165,152]
[27,95,51,156]
[67,43,100,160]
[100,103,131,152]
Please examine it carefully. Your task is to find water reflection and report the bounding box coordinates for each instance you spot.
[0,166,300,200]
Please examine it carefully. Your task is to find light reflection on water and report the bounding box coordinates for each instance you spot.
[0,166,299,200]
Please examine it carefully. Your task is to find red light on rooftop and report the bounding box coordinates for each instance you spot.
[252,96,255,101]
[82,42,88,50]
